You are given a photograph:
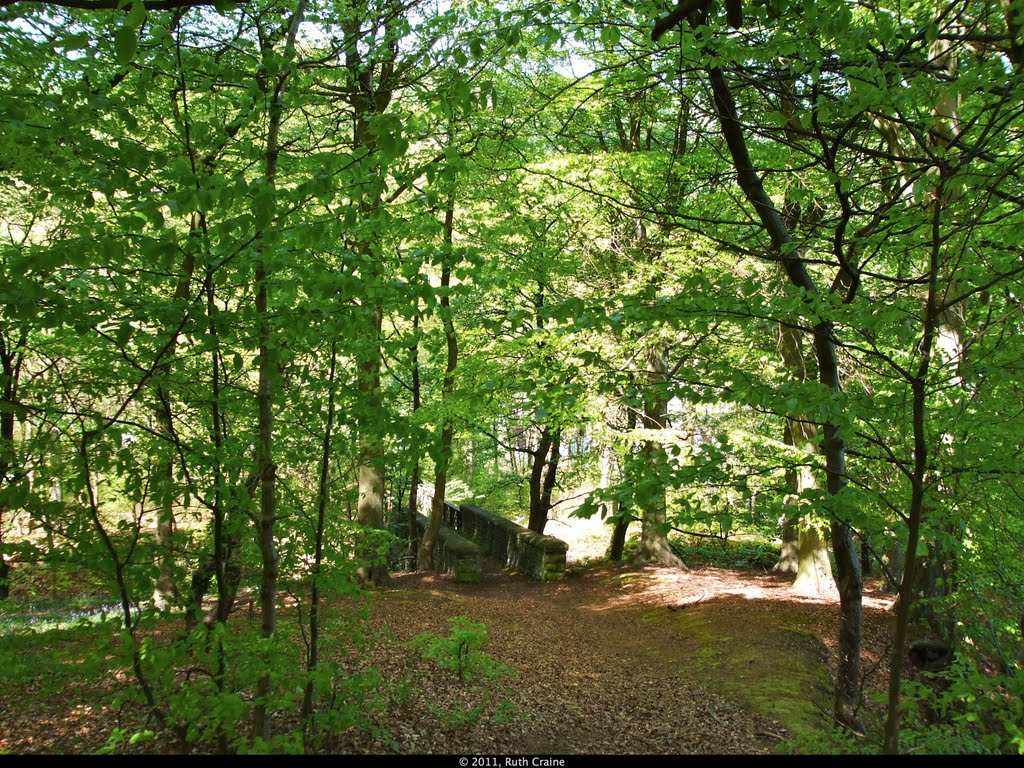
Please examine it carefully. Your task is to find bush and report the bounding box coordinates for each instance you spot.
[670,536,780,571]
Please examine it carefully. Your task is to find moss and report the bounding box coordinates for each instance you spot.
[609,572,646,588]
[641,603,831,739]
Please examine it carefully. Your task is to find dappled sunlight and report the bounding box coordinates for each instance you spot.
[575,564,896,615]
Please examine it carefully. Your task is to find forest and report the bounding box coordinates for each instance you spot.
[0,0,1023,755]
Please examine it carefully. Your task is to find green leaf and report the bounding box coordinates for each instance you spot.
[114,25,138,66]
[126,1,146,26]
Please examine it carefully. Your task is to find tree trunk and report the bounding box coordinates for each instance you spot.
[527,428,557,535]
[252,1,306,740]
[882,537,903,593]
[356,302,388,586]
[609,514,632,561]
[772,279,834,593]
[407,314,421,562]
[303,341,337,718]
[0,330,24,600]
[634,344,683,567]
[537,429,561,532]
[705,64,863,730]
[418,195,458,571]
[152,223,195,611]
[346,8,398,588]
[774,512,799,575]
[883,182,947,755]
[793,524,835,595]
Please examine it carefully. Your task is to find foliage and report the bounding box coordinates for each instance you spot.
[899,660,1024,755]
[1,0,1023,753]
[412,615,512,685]
[408,615,520,730]
[670,537,781,572]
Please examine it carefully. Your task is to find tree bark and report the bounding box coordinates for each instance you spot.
[346,6,398,587]
[407,313,421,562]
[634,344,684,567]
[706,64,863,730]
[356,303,387,586]
[303,341,337,718]
[252,0,306,741]
[608,514,632,561]
[0,331,22,600]
[883,182,946,755]
[418,195,458,571]
[151,216,196,611]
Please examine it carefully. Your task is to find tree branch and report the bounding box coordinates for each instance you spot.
[0,0,244,12]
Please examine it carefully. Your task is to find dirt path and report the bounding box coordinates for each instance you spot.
[334,561,895,754]
[0,560,895,754]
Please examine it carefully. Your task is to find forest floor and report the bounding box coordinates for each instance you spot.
[332,560,896,754]
[0,553,897,755]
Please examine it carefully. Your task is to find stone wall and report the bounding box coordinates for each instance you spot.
[445,502,568,581]
[412,512,482,583]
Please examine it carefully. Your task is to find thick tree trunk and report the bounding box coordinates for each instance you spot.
[793,524,835,595]
[774,512,799,575]
[356,302,388,586]
[882,538,903,593]
[773,290,834,593]
[353,191,386,584]
[346,9,398,588]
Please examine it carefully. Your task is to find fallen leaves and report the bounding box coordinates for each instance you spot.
[0,561,896,755]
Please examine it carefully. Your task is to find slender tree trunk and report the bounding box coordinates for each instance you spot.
[203,265,230,754]
[418,195,458,571]
[883,20,962,748]
[78,434,190,748]
[706,64,863,730]
[303,341,337,718]
[408,313,421,562]
[152,223,195,611]
[859,533,872,577]
[524,281,564,536]
[0,333,19,600]
[883,181,946,755]
[356,302,387,586]
[252,1,306,741]
[634,344,683,567]
[609,515,632,561]
[252,231,278,744]
[607,409,635,561]
[526,427,561,535]
[538,429,561,531]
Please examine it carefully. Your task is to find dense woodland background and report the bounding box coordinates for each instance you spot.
[1,0,1023,754]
